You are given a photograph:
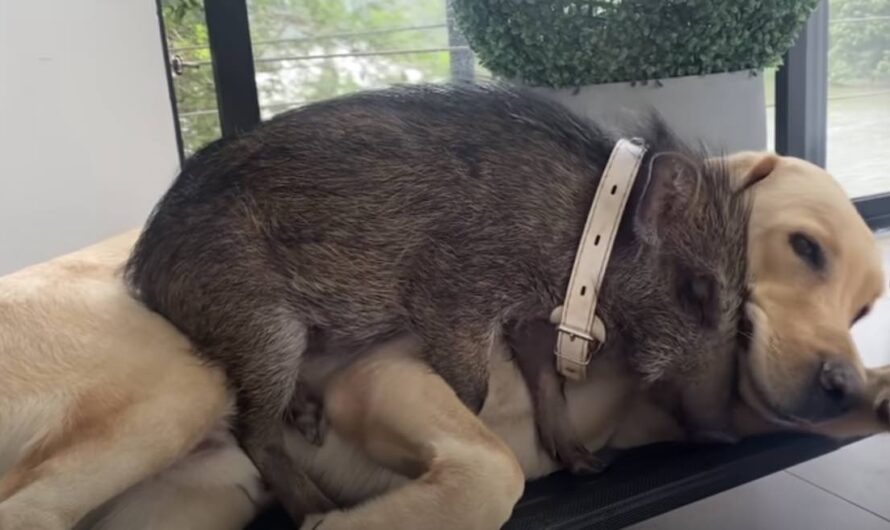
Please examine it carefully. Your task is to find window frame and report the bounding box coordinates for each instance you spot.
[191,1,890,231]
[776,0,890,230]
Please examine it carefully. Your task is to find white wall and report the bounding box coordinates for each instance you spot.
[0,0,180,274]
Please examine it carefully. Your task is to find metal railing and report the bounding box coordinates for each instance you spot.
[171,22,449,53]
[166,1,890,231]
[178,45,470,68]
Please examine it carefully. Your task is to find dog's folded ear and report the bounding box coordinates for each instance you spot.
[721,151,781,191]
[634,152,701,246]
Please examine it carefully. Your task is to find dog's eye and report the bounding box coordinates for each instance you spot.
[790,232,825,271]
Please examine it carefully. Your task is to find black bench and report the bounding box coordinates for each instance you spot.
[247,433,848,529]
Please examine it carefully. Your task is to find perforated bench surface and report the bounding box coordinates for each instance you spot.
[246,433,847,529]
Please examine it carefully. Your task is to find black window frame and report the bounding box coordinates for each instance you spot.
[165,0,890,230]
[775,0,890,230]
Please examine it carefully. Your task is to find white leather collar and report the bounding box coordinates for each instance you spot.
[553,137,647,380]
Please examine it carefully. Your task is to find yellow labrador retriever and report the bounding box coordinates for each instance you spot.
[0,152,885,530]
[729,153,884,425]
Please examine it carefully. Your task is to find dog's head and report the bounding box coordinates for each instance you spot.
[728,152,884,425]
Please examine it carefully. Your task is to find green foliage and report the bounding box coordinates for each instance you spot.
[161,1,219,153]
[162,0,452,153]
[450,0,820,87]
[161,0,888,154]
[165,0,202,24]
[829,0,890,85]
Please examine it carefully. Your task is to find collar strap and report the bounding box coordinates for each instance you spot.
[554,137,647,380]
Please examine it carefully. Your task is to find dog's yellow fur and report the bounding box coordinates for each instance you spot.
[732,153,884,423]
[0,232,255,530]
[0,154,887,530]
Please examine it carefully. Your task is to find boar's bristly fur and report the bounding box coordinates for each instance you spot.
[126,82,749,519]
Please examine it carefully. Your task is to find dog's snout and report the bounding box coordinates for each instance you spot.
[820,360,860,400]
[795,359,865,422]
[797,359,865,421]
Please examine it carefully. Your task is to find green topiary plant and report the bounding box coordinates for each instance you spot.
[451,0,821,88]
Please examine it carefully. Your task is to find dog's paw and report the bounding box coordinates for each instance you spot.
[0,506,66,530]
[301,513,346,530]
[288,396,328,446]
[295,404,328,446]
[535,417,615,475]
[300,514,325,530]
[560,445,617,476]
[302,514,332,530]
[866,366,890,428]
[877,397,890,426]
[874,390,890,427]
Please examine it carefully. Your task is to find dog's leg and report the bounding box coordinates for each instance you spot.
[301,342,525,530]
[508,319,615,474]
[869,365,890,426]
[76,427,269,530]
[0,362,229,530]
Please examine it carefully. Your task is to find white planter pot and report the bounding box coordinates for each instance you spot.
[525,70,767,153]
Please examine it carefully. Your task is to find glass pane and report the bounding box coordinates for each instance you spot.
[765,67,777,151]
[160,1,221,155]
[246,0,481,120]
[160,0,486,154]
[827,0,890,198]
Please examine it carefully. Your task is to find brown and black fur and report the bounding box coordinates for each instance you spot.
[125,83,749,519]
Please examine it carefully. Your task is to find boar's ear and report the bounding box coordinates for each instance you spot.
[634,152,701,246]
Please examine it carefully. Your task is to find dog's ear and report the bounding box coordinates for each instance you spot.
[720,151,781,191]
[634,152,701,246]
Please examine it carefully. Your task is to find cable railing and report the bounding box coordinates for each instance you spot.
[830,15,890,24]
[170,14,886,55]
[177,89,890,119]
[170,22,448,54]
[765,88,890,109]
[178,108,219,117]
[167,12,889,77]
[169,14,889,68]
[179,45,468,68]
[169,20,458,77]
[171,14,890,127]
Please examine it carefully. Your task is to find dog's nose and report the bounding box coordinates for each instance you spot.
[820,360,858,398]
[807,360,865,419]
[797,359,864,421]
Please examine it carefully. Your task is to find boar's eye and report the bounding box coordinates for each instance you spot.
[677,270,718,329]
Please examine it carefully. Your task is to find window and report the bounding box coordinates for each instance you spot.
[161,0,481,154]
[826,0,890,199]
[765,67,777,151]
[163,1,222,154]
[160,0,890,227]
